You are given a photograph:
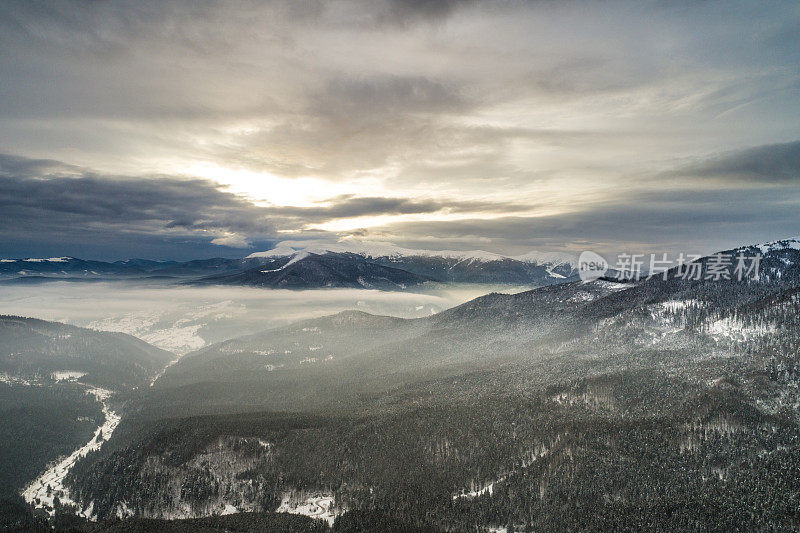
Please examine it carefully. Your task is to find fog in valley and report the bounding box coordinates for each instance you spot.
[0,282,517,354]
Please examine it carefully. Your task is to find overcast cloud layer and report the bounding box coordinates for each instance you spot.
[0,0,798,259]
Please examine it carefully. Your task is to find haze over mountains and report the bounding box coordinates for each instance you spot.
[3,235,800,531]
[0,240,578,289]
[146,236,800,414]
[0,316,172,390]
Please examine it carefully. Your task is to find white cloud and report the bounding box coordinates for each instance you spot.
[210,232,251,248]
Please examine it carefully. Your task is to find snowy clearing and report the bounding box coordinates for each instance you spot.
[51,371,87,382]
[277,492,340,526]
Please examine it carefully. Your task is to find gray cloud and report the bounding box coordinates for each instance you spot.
[671,141,800,184]
[3,0,797,181]
[0,154,531,258]
[378,184,800,257]
[377,0,478,26]
[265,194,533,223]
[0,1,798,258]
[319,75,467,115]
[0,154,275,255]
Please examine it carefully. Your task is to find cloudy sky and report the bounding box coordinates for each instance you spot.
[0,0,798,260]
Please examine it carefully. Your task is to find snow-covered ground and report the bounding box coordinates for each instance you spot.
[51,371,87,382]
[21,386,120,517]
[87,301,240,355]
[0,372,33,386]
[453,480,499,499]
[658,299,699,312]
[753,237,800,254]
[149,354,182,387]
[707,317,776,342]
[277,492,339,526]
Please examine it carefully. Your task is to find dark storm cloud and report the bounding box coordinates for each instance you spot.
[0,155,270,233]
[0,154,82,176]
[0,154,529,258]
[385,184,800,256]
[267,195,532,222]
[670,141,800,184]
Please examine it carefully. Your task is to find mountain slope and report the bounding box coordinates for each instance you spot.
[148,237,800,413]
[0,316,173,389]
[62,236,800,529]
[245,240,578,285]
[193,253,433,290]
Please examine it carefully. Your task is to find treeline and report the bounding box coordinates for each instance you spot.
[0,383,103,490]
[28,247,800,531]
[63,361,800,531]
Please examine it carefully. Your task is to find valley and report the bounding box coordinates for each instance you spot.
[2,237,800,531]
[21,386,119,517]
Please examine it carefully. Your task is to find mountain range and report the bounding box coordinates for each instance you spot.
[3,236,800,531]
[0,241,578,289]
[146,237,800,412]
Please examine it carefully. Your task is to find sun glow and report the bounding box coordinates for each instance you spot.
[306,208,565,233]
[180,162,384,207]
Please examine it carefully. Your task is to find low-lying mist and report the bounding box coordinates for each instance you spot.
[0,281,527,354]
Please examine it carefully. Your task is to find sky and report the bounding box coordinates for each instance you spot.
[0,0,798,260]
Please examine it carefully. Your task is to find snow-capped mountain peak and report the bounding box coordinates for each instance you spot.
[246,239,576,267]
[751,236,800,254]
[0,256,74,263]
[247,240,508,262]
[511,250,578,268]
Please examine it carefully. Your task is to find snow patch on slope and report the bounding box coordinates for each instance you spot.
[277,492,340,526]
[512,250,578,268]
[248,239,577,267]
[21,257,73,263]
[706,317,776,341]
[51,371,87,382]
[248,239,506,262]
[753,237,800,254]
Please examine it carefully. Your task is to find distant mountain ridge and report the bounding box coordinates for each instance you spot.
[6,236,796,289]
[0,240,580,288]
[152,234,800,406]
[234,239,578,286]
[246,239,577,266]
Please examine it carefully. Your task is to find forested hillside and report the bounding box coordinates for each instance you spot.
[0,316,173,390]
[58,241,800,531]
